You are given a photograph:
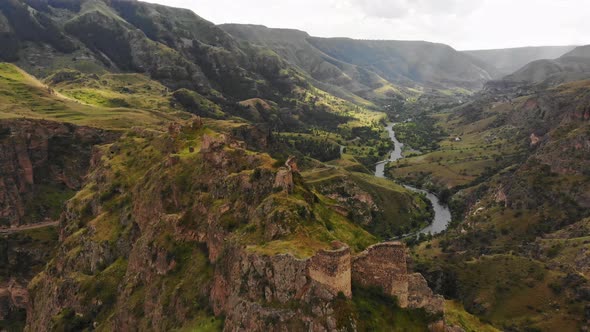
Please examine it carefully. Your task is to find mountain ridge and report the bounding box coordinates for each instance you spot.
[501,44,590,85]
[221,23,499,104]
[463,45,577,76]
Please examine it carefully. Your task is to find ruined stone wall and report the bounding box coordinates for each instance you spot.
[212,241,442,332]
[352,242,409,307]
[307,243,352,298]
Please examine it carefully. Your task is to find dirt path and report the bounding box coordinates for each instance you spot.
[0,221,59,234]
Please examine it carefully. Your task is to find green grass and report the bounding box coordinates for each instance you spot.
[23,183,75,223]
[175,315,224,332]
[333,285,434,331]
[388,111,526,190]
[415,249,584,331]
[80,258,128,312]
[303,167,432,238]
[444,300,500,332]
[246,191,378,258]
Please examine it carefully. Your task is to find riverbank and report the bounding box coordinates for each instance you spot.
[375,123,451,236]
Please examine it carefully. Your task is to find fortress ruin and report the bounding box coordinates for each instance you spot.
[304,241,443,313]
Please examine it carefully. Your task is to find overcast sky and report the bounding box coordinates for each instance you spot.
[147,0,589,50]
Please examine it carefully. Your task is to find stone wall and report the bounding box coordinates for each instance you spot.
[212,241,443,331]
[307,242,352,298]
[352,241,409,307]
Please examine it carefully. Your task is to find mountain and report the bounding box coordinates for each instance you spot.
[0,0,310,103]
[501,45,590,85]
[220,24,398,104]
[221,24,498,102]
[464,46,577,76]
[307,37,498,89]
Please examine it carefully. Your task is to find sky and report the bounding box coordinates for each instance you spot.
[147,0,590,50]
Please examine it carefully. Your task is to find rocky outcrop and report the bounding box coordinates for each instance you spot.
[408,273,445,315]
[24,123,444,331]
[0,119,116,227]
[212,242,353,330]
[212,246,342,331]
[273,156,299,193]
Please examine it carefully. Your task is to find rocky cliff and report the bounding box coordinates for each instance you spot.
[0,119,116,227]
[0,225,59,330]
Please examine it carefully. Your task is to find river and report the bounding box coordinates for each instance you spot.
[374,123,451,236]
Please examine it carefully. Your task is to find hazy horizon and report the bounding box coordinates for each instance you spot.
[146,0,590,50]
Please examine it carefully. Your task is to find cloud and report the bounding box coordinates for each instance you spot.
[148,0,590,50]
[348,0,482,19]
[349,0,410,19]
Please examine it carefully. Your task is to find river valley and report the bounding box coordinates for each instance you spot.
[375,123,451,236]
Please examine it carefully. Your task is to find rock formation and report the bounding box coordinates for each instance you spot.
[273,156,299,193]
[0,119,116,227]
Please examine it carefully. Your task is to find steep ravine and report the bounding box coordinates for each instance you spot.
[375,123,451,236]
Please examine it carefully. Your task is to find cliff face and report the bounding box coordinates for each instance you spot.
[212,246,343,331]
[0,225,59,330]
[0,119,116,227]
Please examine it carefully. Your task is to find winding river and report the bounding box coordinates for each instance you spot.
[375,123,451,236]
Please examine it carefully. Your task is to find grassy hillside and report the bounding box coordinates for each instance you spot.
[304,167,433,239]
[0,53,441,329]
[0,63,186,130]
[3,1,586,331]
[394,79,590,331]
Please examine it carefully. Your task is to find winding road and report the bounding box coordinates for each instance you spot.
[375,123,451,236]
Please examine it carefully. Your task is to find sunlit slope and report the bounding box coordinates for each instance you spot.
[409,80,590,331]
[0,63,188,130]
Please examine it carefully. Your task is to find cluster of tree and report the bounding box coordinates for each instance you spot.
[280,134,340,162]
